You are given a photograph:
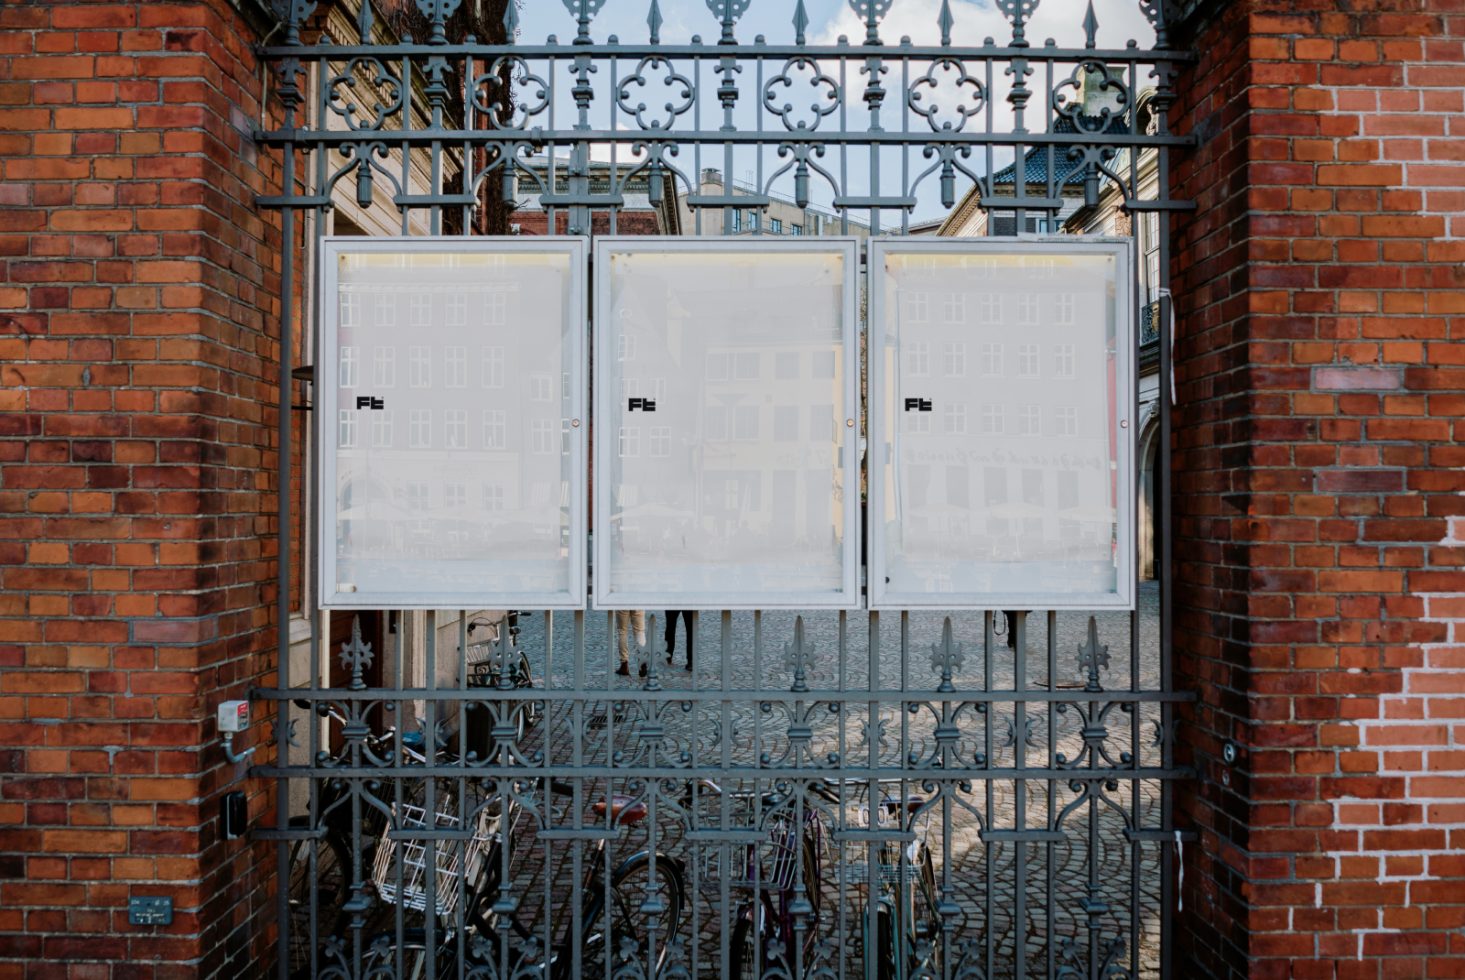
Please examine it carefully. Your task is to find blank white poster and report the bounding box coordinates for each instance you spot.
[594,240,860,609]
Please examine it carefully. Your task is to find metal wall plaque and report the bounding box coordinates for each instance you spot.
[868,238,1135,609]
[593,238,861,609]
[319,238,587,609]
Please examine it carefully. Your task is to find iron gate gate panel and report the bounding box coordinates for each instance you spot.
[255,1,1194,977]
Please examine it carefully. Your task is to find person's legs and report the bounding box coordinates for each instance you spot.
[615,610,631,671]
[664,610,679,657]
[684,611,694,670]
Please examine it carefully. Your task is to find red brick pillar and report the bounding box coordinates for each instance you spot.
[1171,2,1465,976]
[0,1,288,976]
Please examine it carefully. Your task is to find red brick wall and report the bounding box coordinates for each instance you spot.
[1171,1,1465,976]
[0,2,285,976]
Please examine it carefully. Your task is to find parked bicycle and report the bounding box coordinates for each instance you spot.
[847,783,944,980]
[361,781,687,980]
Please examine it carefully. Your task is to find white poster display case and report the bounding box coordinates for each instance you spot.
[594,238,861,609]
[320,237,587,609]
[868,238,1134,610]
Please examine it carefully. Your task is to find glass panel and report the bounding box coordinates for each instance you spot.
[873,244,1131,608]
[325,241,583,607]
[596,243,857,608]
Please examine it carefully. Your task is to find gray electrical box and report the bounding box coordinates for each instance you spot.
[128,896,173,926]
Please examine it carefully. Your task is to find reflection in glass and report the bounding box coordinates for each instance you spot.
[876,249,1128,606]
[598,246,855,607]
[330,246,578,605]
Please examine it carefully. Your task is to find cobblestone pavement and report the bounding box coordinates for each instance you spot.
[447,583,1166,978]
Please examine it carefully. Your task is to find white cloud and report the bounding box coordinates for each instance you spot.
[814,0,1154,50]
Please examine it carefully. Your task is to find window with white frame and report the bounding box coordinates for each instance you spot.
[619,425,639,457]
[445,293,467,327]
[482,485,505,511]
[1055,406,1078,436]
[943,402,968,435]
[706,352,729,380]
[1017,404,1041,435]
[443,409,467,449]
[373,295,396,327]
[978,292,1001,324]
[481,346,504,388]
[1055,292,1076,324]
[1017,343,1040,378]
[530,418,555,454]
[1016,292,1039,325]
[409,346,431,388]
[734,352,760,380]
[404,482,428,512]
[775,352,800,379]
[981,403,1004,435]
[942,291,966,323]
[905,410,931,434]
[444,482,467,509]
[1054,344,1076,378]
[338,410,357,448]
[371,410,393,448]
[339,346,358,388]
[649,426,670,457]
[486,291,507,325]
[942,342,966,377]
[530,374,553,401]
[409,409,432,448]
[980,342,1003,377]
[481,410,506,450]
[410,292,432,327]
[618,334,637,361]
[906,341,930,376]
[340,290,360,327]
[444,346,467,388]
[902,291,928,322]
[372,346,395,387]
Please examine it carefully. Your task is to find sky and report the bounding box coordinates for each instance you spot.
[508,1,1158,224]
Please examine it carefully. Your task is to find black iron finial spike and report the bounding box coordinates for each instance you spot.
[647,0,663,44]
[793,0,809,45]
[1083,0,1099,48]
[503,0,518,40]
[938,0,954,47]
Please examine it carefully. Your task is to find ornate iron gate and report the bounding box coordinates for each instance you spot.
[257,1,1193,976]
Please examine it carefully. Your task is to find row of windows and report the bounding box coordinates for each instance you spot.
[897,291,1077,325]
[727,209,810,235]
[905,465,1085,512]
[904,342,1079,379]
[338,409,568,454]
[903,404,1080,437]
[339,346,569,395]
[340,289,510,329]
[380,483,507,513]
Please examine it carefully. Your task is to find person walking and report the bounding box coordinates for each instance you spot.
[664,610,694,671]
[616,609,647,676]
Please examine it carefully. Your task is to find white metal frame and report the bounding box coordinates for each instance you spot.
[318,236,588,609]
[592,236,863,610]
[867,237,1136,611]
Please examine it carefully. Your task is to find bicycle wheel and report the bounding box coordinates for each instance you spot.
[286,817,350,980]
[864,899,896,979]
[728,907,759,979]
[909,844,942,975]
[580,853,686,977]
